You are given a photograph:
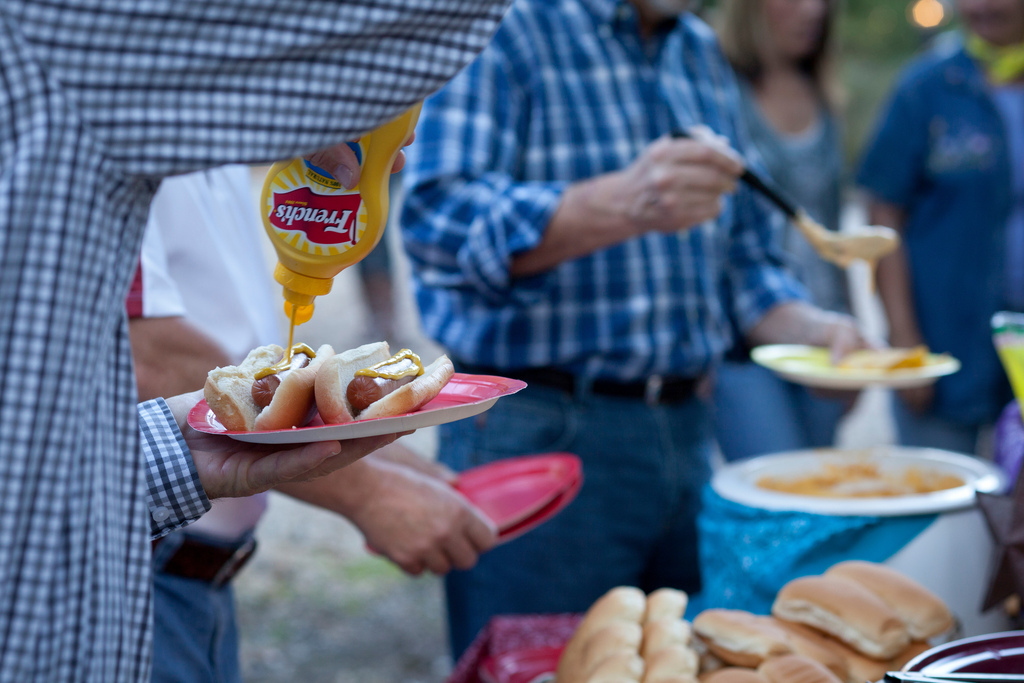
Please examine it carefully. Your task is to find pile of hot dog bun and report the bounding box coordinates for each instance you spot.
[693,561,952,683]
[554,586,699,683]
[203,341,453,431]
[555,562,952,683]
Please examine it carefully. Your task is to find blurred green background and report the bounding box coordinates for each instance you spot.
[838,0,949,161]
[701,0,958,167]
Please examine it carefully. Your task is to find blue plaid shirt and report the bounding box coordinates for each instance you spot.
[401,0,806,381]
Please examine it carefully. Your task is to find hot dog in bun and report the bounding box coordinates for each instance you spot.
[315,342,454,424]
[204,343,334,431]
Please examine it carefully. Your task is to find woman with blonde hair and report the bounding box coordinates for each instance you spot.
[713,0,852,460]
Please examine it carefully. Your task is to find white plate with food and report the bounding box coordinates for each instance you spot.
[711,447,1005,516]
[751,344,960,390]
[189,373,526,444]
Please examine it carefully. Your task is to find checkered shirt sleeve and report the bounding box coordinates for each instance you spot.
[0,1,509,679]
[138,399,210,538]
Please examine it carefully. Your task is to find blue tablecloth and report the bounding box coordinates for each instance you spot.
[694,486,937,616]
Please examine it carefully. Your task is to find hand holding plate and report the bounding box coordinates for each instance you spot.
[167,389,404,499]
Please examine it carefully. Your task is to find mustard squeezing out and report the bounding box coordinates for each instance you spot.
[355,349,424,380]
[254,343,317,380]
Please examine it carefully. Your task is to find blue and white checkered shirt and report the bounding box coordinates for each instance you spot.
[401,0,806,381]
[0,1,507,680]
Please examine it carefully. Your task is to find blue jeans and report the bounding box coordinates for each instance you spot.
[152,533,242,683]
[439,382,714,658]
[713,361,847,462]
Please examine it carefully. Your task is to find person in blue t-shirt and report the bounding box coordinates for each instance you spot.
[857,0,1024,455]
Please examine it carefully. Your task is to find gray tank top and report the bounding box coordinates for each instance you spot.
[738,79,849,313]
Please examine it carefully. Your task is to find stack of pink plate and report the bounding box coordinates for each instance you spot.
[455,453,583,544]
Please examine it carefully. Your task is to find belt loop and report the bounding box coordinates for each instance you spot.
[645,375,664,407]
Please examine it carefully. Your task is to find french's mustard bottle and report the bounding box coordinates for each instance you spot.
[260,104,421,340]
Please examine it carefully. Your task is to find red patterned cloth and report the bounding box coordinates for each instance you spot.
[446,614,583,683]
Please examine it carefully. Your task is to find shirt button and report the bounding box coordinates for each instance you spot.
[151,507,170,522]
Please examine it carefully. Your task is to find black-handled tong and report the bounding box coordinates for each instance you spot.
[670,128,799,219]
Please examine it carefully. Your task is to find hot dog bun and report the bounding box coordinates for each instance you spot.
[766,617,848,681]
[692,610,792,668]
[890,641,931,671]
[315,342,454,424]
[314,342,391,423]
[645,589,689,624]
[804,630,888,683]
[642,618,693,659]
[556,587,647,683]
[700,668,765,683]
[757,655,842,683]
[641,644,699,682]
[771,575,909,660]
[204,343,334,431]
[359,354,454,419]
[585,649,645,683]
[823,561,953,640]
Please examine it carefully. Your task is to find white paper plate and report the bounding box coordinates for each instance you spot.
[711,447,1005,516]
[751,344,961,390]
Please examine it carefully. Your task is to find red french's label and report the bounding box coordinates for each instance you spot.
[269,187,361,246]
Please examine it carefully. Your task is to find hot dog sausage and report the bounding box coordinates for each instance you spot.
[346,374,416,414]
[251,352,311,409]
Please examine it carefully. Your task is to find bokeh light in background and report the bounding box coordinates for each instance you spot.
[908,0,949,29]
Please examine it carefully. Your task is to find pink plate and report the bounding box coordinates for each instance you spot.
[478,645,563,683]
[365,453,582,555]
[904,630,1024,675]
[455,454,583,532]
[187,373,526,444]
[493,471,582,544]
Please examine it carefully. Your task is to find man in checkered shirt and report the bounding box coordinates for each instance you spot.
[0,1,509,680]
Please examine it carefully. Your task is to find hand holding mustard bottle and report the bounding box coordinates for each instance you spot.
[260,103,422,344]
[305,130,414,192]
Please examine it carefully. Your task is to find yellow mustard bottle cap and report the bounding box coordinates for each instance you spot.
[283,301,315,326]
[274,262,332,326]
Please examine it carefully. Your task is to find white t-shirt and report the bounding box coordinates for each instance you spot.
[132,165,281,540]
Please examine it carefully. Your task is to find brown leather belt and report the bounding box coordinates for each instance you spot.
[152,534,257,588]
[455,361,699,406]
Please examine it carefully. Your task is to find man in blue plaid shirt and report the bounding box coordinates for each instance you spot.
[400,0,868,655]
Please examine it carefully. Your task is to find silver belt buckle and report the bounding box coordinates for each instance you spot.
[644,375,664,407]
